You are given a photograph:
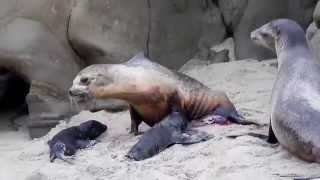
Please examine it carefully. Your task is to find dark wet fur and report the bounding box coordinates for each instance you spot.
[48,120,107,162]
[126,111,211,161]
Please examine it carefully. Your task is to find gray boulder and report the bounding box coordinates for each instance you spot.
[68,0,226,69]
[306,22,317,43]
[312,0,320,28]
[218,0,317,60]
[306,1,320,62]
[0,17,81,138]
[307,22,320,62]
[197,1,226,61]
[218,0,248,31]
[233,0,288,60]
[287,0,317,28]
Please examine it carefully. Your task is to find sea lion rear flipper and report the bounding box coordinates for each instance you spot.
[213,107,260,126]
[173,130,213,145]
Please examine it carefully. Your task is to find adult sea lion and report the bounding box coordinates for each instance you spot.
[69,53,257,135]
[48,120,107,162]
[250,18,320,162]
[126,108,211,161]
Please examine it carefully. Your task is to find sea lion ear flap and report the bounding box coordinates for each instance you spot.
[270,22,280,37]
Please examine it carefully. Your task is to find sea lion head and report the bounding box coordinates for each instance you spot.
[251,18,306,54]
[69,64,114,110]
[250,21,278,51]
[79,120,108,139]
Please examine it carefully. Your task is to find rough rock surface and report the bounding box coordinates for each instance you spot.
[306,1,320,62]
[197,1,226,62]
[0,17,81,138]
[306,22,320,61]
[218,0,248,31]
[287,0,317,28]
[312,0,320,28]
[68,0,226,69]
[232,0,288,60]
[218,0,317,60]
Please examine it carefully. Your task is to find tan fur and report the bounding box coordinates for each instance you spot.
[69,54,240,128]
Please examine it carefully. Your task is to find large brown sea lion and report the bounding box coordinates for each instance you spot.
[250,18,320,162]
[69,53,256,135]
[126,108,211,161]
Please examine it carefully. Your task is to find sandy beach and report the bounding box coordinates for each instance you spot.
[1,59,320,180]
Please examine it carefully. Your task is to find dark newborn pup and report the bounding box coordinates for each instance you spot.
[48,120,107,162]
[127,110,212,161]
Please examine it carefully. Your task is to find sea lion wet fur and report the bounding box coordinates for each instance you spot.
[48,120,107,162]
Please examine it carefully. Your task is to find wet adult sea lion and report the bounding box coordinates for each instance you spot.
[48,120,107,162]
[69,53,257,135]
[250,18,320,162]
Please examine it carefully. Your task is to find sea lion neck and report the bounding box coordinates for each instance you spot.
[277,45,311,68]
[276,34,311,69]
[275,23,309,63]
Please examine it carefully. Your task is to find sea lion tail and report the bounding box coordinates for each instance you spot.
[50,141,66,163]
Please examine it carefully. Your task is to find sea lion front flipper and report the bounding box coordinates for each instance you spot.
[267,118,278,144]
[173,130,213,145]
[129,105,143,135]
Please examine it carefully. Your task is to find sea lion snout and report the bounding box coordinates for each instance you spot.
[250,29,265,47]
[69,75,94,108]
[251,24,276,51]
[250,30,259,42]
[126,145,152,161]
[69,84,89,97]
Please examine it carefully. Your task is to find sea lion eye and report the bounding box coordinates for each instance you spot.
[261,32,269,37]
[80,77,89,84]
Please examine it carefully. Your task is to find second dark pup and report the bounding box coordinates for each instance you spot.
[126,110,212,161]
[48,120,107,162]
